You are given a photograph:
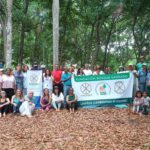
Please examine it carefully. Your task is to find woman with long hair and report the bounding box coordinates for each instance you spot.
[52,86,64,111]
[40,88,52,111]
[0,91,10,117]
[43,69,53,94]
[11,89,24,114]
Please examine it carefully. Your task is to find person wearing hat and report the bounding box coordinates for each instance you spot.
[137,63,147,92]
[136,56,147,71]
[51,86,64,111]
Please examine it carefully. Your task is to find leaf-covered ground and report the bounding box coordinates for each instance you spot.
[0,108,150,150]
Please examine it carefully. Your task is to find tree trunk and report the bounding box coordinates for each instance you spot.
[52,0,59,68]
[91,17,100,68]
[5,0,13,68]
[18,0,29,64]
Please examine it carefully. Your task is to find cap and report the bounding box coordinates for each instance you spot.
[128,63,133,66]
[142,63,147,66]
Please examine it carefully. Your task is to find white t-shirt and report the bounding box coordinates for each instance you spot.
[43,76,53,90]
[83,69,92,76]
[93,71,105,75]
[2,75,16,89]
[142,97,150,106]
[52,93,64,102]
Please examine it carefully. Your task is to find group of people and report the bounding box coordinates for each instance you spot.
[0,55,150,117]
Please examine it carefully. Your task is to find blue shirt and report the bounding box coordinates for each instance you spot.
[61,72,72,86]
[14,71,24,90]
[138,70,147,84]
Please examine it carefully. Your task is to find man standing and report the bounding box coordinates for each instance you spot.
[138,63,147,92]
[136,56,147,71]
[61,67,72,107]
[128,64,138,96]
[14,64,24,91]
[83,64,92,76]
[51,64,63,92]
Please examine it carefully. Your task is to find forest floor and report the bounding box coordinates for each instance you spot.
[0,108,150,150]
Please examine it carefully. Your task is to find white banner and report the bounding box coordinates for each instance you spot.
[27,70,43,96]
[72,73,133,101]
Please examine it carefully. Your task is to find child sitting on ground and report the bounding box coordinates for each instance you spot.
[133,91,143,114]
[142,91,150,115]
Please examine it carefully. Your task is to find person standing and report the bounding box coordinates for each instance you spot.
[14,64,24,91]
[83,64,92,76]
[61,67,72,107]
[0,68,4,90]
[137,63,147,92]
[51,64,63,92]
[2,68,16,101]
[93,66,104,75]
[128,64,138,96]
[22,65,29,95]
[136,56,147,71]
[43,69,53,94]
[146,66,150,96]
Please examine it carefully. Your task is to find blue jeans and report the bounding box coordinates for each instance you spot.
[13,102,22,113]
[139,83,146,92]
[63,85,71,107]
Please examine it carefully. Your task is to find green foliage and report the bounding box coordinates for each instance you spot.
[0,0,150,70]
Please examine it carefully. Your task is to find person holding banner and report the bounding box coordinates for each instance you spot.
[40,88,52,111]
[61,67,72,107]
[52,86,64,111]
[66,88,77,113]
[83,64,92,76]
[19,91,35,117]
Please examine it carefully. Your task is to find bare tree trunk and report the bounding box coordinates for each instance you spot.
[52,0,59,68]
[18,0,29,64]
[5,0,13,68]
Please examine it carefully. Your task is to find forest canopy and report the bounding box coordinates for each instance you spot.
[0,0,150,70]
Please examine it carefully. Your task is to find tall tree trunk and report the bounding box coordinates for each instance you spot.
[103,19,115,68]
[52,0,59,67]
[5,0,13,68]
[18,0,29,64]
[91,17,100,68]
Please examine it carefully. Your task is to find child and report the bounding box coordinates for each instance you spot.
[142,91,150,115]
[133,91,143,113]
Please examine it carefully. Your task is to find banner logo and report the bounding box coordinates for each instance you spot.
[96,83,111,95]
[114,81,126,94]
[80,83,92,95]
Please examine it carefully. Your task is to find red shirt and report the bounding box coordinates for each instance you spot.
[52,70,62,85]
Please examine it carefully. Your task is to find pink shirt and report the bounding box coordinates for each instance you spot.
[2,75,16,89]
